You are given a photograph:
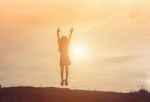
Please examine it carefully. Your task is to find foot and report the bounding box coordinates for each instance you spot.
[60,80,64,86]
[65,80,68,86]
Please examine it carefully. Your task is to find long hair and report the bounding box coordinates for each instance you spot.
[60,36,69,44]
[59,36,69,52]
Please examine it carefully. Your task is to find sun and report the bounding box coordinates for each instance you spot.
[70,44,88,60]
[73,46,86,57]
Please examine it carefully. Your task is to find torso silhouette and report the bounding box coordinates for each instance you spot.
[58,37,69,55]
[58,36,71,66]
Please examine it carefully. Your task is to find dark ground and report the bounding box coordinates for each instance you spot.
[0,87,149,102]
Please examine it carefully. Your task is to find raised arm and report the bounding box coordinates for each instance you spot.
[57,28,61,41]
[69,27,73,41]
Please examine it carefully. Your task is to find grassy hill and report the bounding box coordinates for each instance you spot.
[0,87,149,102]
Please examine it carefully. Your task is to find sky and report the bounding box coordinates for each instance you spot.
[0,0,150,92]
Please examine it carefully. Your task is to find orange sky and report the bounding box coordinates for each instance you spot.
[0,0,150,91]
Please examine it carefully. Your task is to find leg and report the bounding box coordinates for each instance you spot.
[60,65,64,86]
[65,65,69,81]
[65,65,69,86]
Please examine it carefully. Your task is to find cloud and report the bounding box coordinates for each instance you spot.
[102,54,137,63]
[0,0,149,28]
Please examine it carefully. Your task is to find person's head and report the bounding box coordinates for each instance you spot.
[60,36,69,44]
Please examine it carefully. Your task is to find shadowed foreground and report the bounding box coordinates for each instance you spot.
[0,87,149,102]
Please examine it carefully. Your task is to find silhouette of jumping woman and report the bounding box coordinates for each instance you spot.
[57,27,73,86]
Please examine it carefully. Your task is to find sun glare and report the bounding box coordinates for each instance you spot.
[70,44,88,60]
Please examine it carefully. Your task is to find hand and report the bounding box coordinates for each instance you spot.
[57,28,60,33]
[70,27,73,33]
